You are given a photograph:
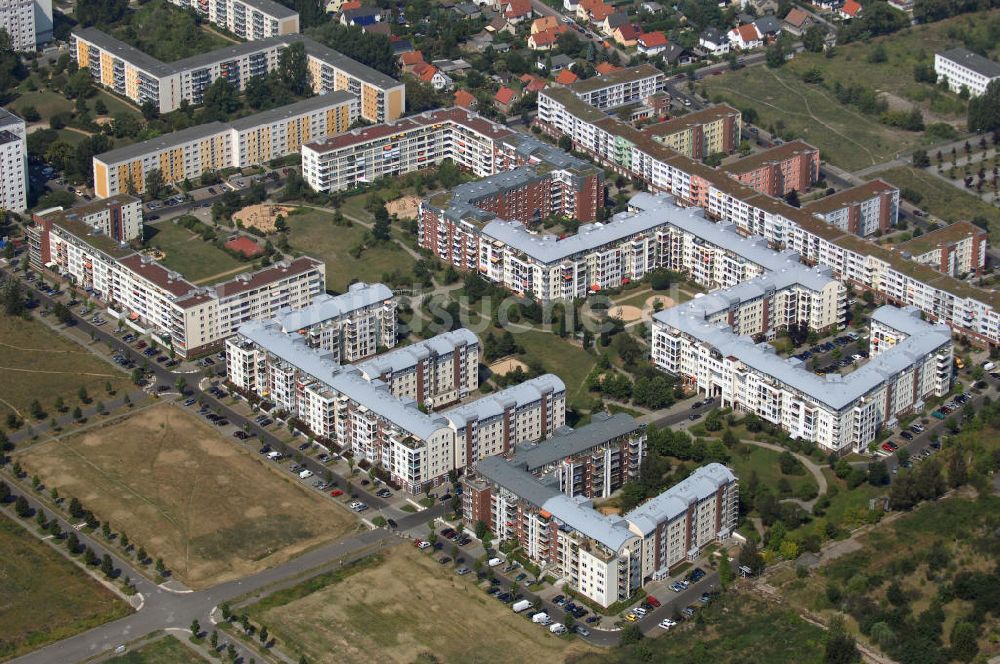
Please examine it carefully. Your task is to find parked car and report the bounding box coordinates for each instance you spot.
[330,489,344,497]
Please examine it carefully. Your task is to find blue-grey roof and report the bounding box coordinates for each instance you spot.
[443,374,566,429]
[511,412,643,471]
[276,282,393,331]
[241,0,298,19]
[94,122,230,165]
[229,91,355,131]
[355,328,479,377]
[624,463,736,536]
[475,455,562,506]
[754,15,781,34]
[938,48,1000,80]
[654,299,952,411]
[237,319,450,439]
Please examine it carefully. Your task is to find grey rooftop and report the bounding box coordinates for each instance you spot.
[443,374,566,429]
[356,328,479,377]
[276,281,392,332]
[938,48,1000,80]
[511,412,643,471]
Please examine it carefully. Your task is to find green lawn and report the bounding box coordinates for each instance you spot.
[106,636,205,664]
[703,65,926,171]
[514,329,597,412]
[878,165,1000,241]
[0,315,130,423]
[284,208,418,292]
[0,514,130,661]
[144,222,250,284]
[728,445,818,500]
[12,89,73,120]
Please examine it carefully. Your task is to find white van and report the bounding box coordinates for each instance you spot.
[488,557,503,567]
[983,361,995,371]
[549,623,567,634]
[512,599,534,613]
[299,469,314,479]
[532,612,550,624]
[266,451,282,460]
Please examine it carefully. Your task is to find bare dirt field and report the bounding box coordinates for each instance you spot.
[643,295,675,316]
[488,357,529,375]
[385,195,421,220]
[16,404,357,589]
[233,204,296,233]
[255,546,596,664]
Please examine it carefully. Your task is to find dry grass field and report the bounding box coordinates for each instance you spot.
[254,546,597,664]
[17,404,358,589]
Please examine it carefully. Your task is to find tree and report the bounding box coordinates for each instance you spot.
[14,494,30,517]
[619,623,644,645]
[824,620,861,663]
[137,545,148,563]
[29,399,43,420]
[210,629,219,648]
[191,619,201,637]
[278,41,309,96]
[718,552,733,589]
[912,149,930,168]
[75,0,128,26]
[950,620,979,662]
[259,625,269,644]
[202,77,241,121]
[101,553,115,577]
[948,450,967,488]
[0,277,25,316]
[803,25,826,52]
[968,80,1000,133]
[739,539,765,576]
[66,532,80,553]
[69,496,85,519]
[78,386,89,403]
[766,41,786,68]
[145,168,166,200]
[72,406,83,421]
[372,204,391,241]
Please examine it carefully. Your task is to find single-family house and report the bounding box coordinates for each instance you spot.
[641,1,663,11]
[531,15,561,33]
[541,53,575,71]
[662,42,690,64]
[637,31,668,55]
[433,59,471,74]
[325,0,359,12]
[452,2,482,17]
[495,86,518,113]
[753,15,781,40]
[400,50,426,73]
[839,0,861,18]
[699,27,730,55]
[746,0,778,15]
[782,7,813,34]
[503,0,533,23]
[554,68,579,85]
[485,16,515,34]
[340,6,381,25]
[362,22,391,35]
[520,73,548,92]
[390,36,415,55]
[601,11,629,35]
[613,23,641,46]
[529,26,569,50]
[728,23,762,49]
[413,62,453,91]
[455,89,478,109]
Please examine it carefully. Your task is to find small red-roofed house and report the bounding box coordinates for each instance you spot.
[637,31,668,55]
[454,89,477,110]
[413,62,453,90]
[612,23,640,47]
[554,69,579,85]
[495,86,518,113]
[727,23,762,50]
[595,62,621,74]
[839,0,861,18]
[503,0,533,23]
[400,51,425,73]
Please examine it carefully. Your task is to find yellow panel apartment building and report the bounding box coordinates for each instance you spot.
[93,93,357,198]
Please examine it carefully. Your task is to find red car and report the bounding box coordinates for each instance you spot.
[330,489,344,497]
[647,595,661,608]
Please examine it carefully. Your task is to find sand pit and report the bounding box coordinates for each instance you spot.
[642,295,675,316]
[233,203,296,233]
[597,506,621,516]
[608,305,643,322]
[385,195,421,220]
[488,357,529,375]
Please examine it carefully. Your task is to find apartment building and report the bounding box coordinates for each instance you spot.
[170,0,300,41]
[28,208,325,356]
[0,0,51,50]
[536,89,1000,348]
[227,319,564,492]
[273,281,397,362]
[0,108,26,213]
[722,140,820,197]
[464,460,737,607]
[653,294,952,453]
[93,93,357,197]
[935,48,1000,97]
[33,194,143,244]
[804,179,899,237]
[355,328,480,408]
[639,104,742,160]
[509,411,646,499]
[71,29,404,121]
[566,63,666,110]
[443,375,566,469]
[897,221,988,278]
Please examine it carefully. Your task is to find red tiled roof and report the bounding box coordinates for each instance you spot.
[784,7,809,26]
[525,77,547,92]
[454,89,476,108]
[118,254,195,298]
[531,16,560,32]
[211,257,322,299]
[413,62,439,82]
[400,51,425,65]
[615,24,640,41]
[595,62,621,74]
[842,0,861,15]
[638,31,667,47]
[591,5,613,20]
[555,69,579,85]
[224,236,264,258]
[339,0,361,10]
[505,0,531,17]
[733,23,759,42]
[495,86,517,104]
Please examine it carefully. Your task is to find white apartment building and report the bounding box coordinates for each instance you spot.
[653,296,953,453]
[227,319,565,492]
[803,179,899,238]
[355,328,480,408]
[935,48,1000,97]
[536,85,1000,348]
[566,63,665,110]
[33,194,142,243]
[0,0,50,50]
[897,221,988,278]
[28,209,325,357]
[465,460,737,607]
[71,29,404,121]
[0,108,26,213]
[273,282,396,362]
[170,0,299,41]
[93,93,357,197]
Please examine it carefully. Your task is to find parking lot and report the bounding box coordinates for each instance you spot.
[789,330,868,375]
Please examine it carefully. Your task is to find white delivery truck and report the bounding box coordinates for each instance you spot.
[532,612,551,625]
[512,599,534,613]
[488,557,503,567]
[549,623,567,634]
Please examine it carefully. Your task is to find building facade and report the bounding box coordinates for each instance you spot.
[33,194,143,243]
[27,207,325,357]
[355,328,480,408]
[273,282,397,362]
[566,63,666,110]
[169,0,300,41]
[897,221,988,278]
[803,179,899,238]
[0,108,26,213]
[639,104,742,160]
[464,460,737,607]
[723,140,820,197]
[0,0,50,50]
[935,48,1000,97]
[71,29,404,121]
[93,93,357,197]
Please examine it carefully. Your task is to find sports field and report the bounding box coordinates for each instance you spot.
[0,514,130,660]
[251,546,596,664]
[0,315,129,422]
[16,404,358,589]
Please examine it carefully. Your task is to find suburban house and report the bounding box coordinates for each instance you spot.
[340,6,381,25]
[612,23,641,47]
[520,73,548,93]
[502,0,533,23]
[637,31,668,55]
[529,26,568,50]
[662,43,690,64]
[554,69,579,85]
[753,15,781,40]
[839,0,861,18]
[699,27,730,55]
[495,86,518,113]
[595,62,621,74]
[400,50,426,74]
[782,7,813,34]
[600,11,629,35]
[531,15,560,33]
[728,23,762,49]
[454,89,477,110]
[413,62,453,91]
